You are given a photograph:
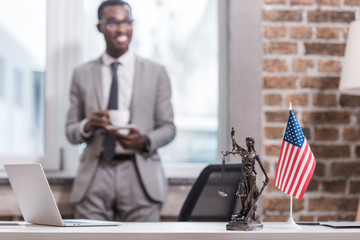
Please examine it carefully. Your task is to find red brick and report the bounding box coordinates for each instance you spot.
[349,180,360,193]
[265,127,284,139]
[316,0,340,5]
[305,43,345,56]
[317,27,339,39]
[311,144,350,158]
[0,216,13,221]
[265,144,282,156]
[263,197,304,211]
[343,128,360,140]
[290,26,312,39]
[302,111,350,124]
[344,0,360,6]
[264,161,271,173]
[264,76,297,89]
[314,162,325,177]
[265,179,283,192]
[299,215,315,221]
[356,146,360,157]
[332,162,360,176]
[312,93,337,106]
[292,59,314,72]
[264,94,282,106]
[302,127,311,140]
[264,59,287,72]
[292,0,313,4]
[318,60,341,72]
[285,93,308,106]
[309,197,358,211]
[307,179,320,191]
[265,111,289,122]
[322,180,346,193]
[263,10,303,22]
[301,76,339,89]
[264,42,298,54]
[314,128,339,140]
[340,94,360,107]
[263,215,287,222]
[265,0,286,3]
[264,26,286,38]
[307,10,355,23]
[342,26,350,39]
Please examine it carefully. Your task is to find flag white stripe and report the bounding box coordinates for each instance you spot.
[280,144,299,191]
[289,147,310,196]
[284,141,307,193]
[286,145,309,195]
[294,153,315,199]
[289,145,311,196]
[275,141,288,186]
[275,141,288,187]
[277,142,292,189]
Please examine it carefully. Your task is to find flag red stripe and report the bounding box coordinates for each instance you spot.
[298,156,316,199]
[286,143,309,196]
[277,142,290,188]
[279,144,295,191]
[292,146,312,198]
[281,146,301,192]
[276,141,290,188]
[275,141,287,187]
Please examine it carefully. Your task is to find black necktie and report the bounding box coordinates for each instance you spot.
[103,62,120,161]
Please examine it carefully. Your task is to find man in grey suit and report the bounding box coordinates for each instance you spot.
[65,0,175,222]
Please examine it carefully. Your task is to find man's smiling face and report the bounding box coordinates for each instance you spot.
[97,4,133,58]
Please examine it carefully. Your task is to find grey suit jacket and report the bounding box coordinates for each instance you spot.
[66,55,176,203]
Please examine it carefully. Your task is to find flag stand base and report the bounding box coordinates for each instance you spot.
[281,217,302,229]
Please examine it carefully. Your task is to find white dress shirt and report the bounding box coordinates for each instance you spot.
[80,50,136,154]
[101,50,135,111]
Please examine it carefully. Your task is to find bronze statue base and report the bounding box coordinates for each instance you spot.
[226,215,263,231]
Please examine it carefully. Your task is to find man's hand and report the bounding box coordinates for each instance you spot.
[109,127,147,150]
[84,110,110,133]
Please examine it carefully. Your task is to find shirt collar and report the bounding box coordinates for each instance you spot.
[102,49,135,66]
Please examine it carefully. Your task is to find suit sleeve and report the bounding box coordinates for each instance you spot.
[65,68,87,144]
[146,66,176,153]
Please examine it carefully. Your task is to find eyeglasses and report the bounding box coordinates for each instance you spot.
[100,19,134,29]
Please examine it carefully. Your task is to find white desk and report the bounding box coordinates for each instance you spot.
[0,222,359,240]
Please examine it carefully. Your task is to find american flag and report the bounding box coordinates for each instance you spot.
[274,109,316,200]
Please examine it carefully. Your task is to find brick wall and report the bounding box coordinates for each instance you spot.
[262,0,360,221]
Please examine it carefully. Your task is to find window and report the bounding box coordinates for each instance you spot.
[0,0,46,161]
[0,57,4,98]
[13,69,23,107]
[82,0,219,167]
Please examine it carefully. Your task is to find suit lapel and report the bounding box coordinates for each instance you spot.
[92,57,105,110]
[130,56,143,122]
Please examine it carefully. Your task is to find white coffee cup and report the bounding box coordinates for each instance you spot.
[108,110,130,127]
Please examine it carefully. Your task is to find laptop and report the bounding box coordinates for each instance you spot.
[4,163,121,227]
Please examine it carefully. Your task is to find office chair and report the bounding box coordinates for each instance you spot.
[177,163,243,222]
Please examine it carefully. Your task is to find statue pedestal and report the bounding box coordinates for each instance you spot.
[226,215,263,231]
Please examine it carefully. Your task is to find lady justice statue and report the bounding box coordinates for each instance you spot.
[220,127,269,231]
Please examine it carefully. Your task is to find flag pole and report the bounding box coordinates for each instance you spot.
[283,196,302,229]
[290,196,293,220]
[275,102,315,229]
[283,102,302,229]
